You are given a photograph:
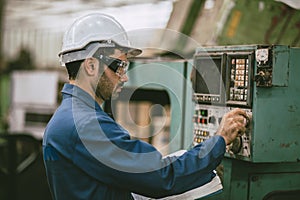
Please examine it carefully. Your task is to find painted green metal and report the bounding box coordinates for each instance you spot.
[194,45,300,199]
[124,59,194,153]
[195,44,300,163]
[201,158,300,200]
[252,45,300,163]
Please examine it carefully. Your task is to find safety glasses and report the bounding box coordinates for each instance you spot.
[97,55,128,74]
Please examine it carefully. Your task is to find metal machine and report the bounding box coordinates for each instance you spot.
[191,45,300,199]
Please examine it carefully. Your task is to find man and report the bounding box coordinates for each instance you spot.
[43,13,248,200]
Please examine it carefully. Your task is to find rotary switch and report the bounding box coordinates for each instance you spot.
[230,136,243,154]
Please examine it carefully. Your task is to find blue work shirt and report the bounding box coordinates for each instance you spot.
[43,83,226,200]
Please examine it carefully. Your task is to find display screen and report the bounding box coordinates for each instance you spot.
[193,57,222,95]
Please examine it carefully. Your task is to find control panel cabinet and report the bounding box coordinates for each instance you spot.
[192,45,300,163]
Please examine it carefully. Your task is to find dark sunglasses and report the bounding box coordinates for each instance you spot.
[97,55,128,73]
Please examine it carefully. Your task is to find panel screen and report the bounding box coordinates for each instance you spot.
[194,57,222,95]
[192,56,224,103]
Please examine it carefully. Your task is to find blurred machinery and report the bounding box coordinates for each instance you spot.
[0,71,60,199]
[191,45,300,199]
[0,134,52,200]
[8,71,62,139]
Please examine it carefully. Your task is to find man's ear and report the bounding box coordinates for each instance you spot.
[83,58,96,76]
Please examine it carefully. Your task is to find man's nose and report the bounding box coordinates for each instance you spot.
[120,74,128,82]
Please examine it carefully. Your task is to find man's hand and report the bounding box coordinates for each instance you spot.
[216,108,249,145]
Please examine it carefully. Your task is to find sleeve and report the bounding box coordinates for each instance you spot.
[72,114,226,198]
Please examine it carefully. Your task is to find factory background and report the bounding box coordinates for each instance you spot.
[0,0,300,199]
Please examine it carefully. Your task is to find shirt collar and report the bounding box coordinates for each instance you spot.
[61,83,103,111]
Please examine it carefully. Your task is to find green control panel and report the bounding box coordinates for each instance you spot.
[192,45,300,163]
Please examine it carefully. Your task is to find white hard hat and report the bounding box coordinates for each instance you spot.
[59,13,142,66]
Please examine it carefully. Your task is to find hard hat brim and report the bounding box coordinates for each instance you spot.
[59,42,142,66]
[124,47,142,57]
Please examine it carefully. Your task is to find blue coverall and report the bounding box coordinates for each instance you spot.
[43,84,226,200]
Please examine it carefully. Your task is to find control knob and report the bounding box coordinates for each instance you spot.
[229,136,243,154]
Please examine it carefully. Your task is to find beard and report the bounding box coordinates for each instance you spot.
[95,73,121,101]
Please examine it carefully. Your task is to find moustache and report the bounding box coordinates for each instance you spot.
[118,81,125,88]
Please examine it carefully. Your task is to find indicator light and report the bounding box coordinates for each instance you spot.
[200,109,208,117]
[199,118,208,124]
